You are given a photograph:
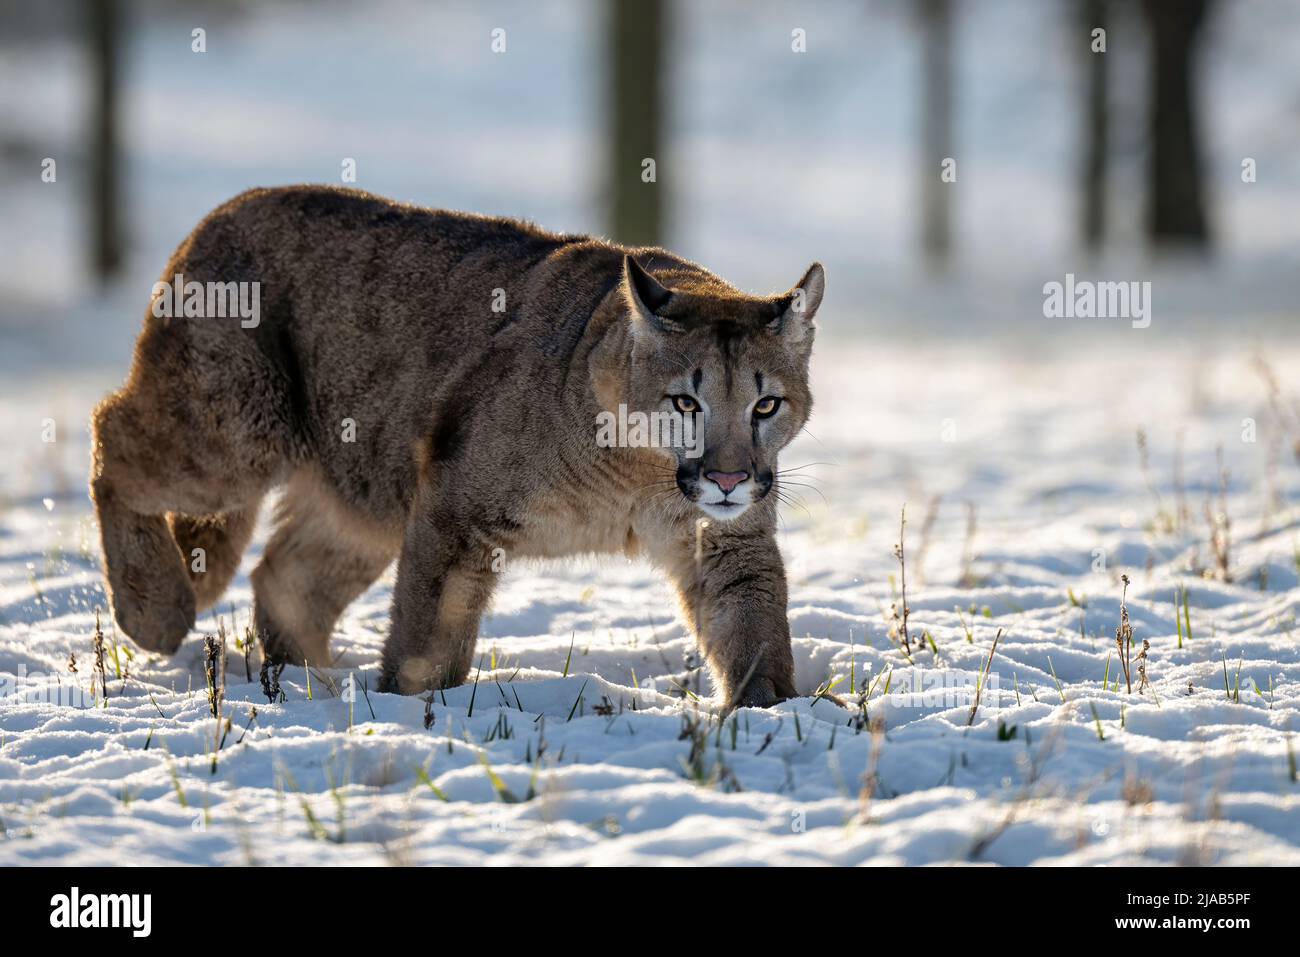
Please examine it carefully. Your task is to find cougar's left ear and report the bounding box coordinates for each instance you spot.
[769,262,825,346]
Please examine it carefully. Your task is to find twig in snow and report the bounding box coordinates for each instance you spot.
[966,627,1003,726]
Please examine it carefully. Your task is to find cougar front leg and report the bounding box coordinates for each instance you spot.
[378,492,496,695]
[659,527,798,710]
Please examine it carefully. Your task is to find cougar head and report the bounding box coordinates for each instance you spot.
[620,254,824,523]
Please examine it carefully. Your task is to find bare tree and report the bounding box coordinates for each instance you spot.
[918,0,953,267]
[1080,0,1108,250]
[1142,0,1213,247]
[90,0,122,278]
[608,0,667,246]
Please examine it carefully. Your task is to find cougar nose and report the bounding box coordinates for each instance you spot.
[705,470,749,494]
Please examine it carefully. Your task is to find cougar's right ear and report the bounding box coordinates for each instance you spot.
[623,256,683,335]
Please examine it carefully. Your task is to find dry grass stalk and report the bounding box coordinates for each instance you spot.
[258,632,286,704]
[966,627,1003,726]
[1253,355,1300,462]
[958,501,978,587]
[913,493,942,585]
[857,716,887,823]
[1261,431,1282,536]
[1135,429,1171,532]
[92,610,107,704]
[890,505,912,655]
[1115,574,1134,695]
[1204,445,1232,582]
[203,633,225,719]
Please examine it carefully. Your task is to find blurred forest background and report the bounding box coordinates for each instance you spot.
[1,0,1298,378]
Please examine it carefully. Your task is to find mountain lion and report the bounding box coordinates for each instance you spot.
[90,186,825,709]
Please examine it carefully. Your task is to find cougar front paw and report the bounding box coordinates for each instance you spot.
[727,675,787,711]
[252,600,328,667]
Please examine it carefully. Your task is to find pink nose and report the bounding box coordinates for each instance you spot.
[705,470,749,494]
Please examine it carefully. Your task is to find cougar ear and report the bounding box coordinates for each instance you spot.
[623,255,680,335]
[768,262,825,345]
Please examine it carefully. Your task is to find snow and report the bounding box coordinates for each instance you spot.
[2,0,1299,865]
[2,339,1299,866]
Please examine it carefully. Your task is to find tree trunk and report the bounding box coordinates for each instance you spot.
[608,0,666,247]
[1081,0,1108,250]
[1142,0,1212,247]
[90,0,122,278]
[918,0,953,267]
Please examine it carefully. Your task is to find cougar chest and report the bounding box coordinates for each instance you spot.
[515,487,640,560]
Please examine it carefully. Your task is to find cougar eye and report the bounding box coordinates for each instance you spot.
[753,397,782,418]
[671,395,699,414]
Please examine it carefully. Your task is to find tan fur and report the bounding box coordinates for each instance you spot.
[90,186,823,709]
[250,467,399,666]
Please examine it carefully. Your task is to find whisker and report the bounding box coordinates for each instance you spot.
[775,461,838,473]
[775,479,828,507]
[773,497,812,523]
[797,426,841,465]
[633,479,679,494]
[770,486,814,520]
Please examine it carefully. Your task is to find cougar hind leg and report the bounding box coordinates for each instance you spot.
[90,378,283,654]
[252,471,397,668]
[91,476,196,654]
[169,506,262,611]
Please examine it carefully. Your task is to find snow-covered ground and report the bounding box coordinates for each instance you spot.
[2,338,1299,865]
[3,0,1299,865]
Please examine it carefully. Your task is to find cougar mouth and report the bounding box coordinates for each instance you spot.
[697,498,751,522]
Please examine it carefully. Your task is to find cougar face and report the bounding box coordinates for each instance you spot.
[622,256,825,523]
